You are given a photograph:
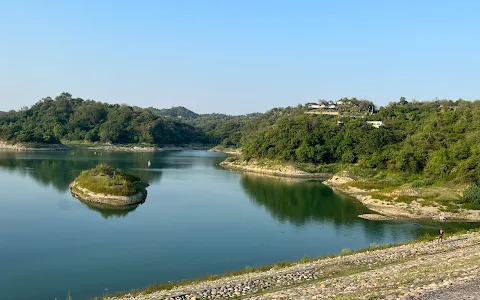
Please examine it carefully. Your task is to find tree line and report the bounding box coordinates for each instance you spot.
[0,93,206,146]
[2,93,480,184]
[240,98,480,184]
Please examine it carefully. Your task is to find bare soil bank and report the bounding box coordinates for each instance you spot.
[219,159,331,179]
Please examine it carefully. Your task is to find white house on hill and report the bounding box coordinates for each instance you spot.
[366,121,384,128]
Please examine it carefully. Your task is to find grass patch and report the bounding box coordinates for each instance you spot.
[396,195,418,204]
[461,202,480,210]
[295,162,339,174]
[300,255,310,263]
[74,163,148,196]
[370,192,390,201]
[411,178,434,188]
[345,180,400,191]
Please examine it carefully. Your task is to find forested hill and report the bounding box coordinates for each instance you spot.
[0,93,206,146]
[239,99,480,184]
[148,106,199,119]
[3,93,480,184]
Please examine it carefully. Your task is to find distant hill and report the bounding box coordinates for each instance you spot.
[0,93,206,146]
[148,106,199,119]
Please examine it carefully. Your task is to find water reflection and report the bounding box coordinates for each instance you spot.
[240,174,371,226]
[239,173,479,239]
[78,200,141,219]
[0,151,164,192]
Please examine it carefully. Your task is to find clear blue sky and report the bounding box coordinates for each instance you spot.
[1,0,479,114]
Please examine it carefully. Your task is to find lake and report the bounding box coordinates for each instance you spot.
[0,150,477,300]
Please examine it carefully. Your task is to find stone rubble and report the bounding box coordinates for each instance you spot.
[107,232,480,300]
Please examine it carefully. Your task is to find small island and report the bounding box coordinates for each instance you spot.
[69,164,149,207]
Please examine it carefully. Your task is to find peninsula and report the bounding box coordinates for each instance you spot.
[69,164,149,206]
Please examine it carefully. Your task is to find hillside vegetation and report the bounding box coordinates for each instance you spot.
[0,93,206,146]
[3,93,480,188]
[237,99,480,185]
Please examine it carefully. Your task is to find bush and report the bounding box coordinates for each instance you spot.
[396,195,417,203]
[411,178,434,188]
[340,248,353,256]
[463,184,480,205]
[300,255,310,263]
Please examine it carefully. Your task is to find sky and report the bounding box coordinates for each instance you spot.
[1,0,479,115]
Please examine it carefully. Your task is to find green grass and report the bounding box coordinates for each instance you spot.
[295,162,339,174]
[461,202,480,210]
[369,192,390,201]
[396,195,418,204]
[344,180,400,191]
[74,164,148,196]
[340,248,353,256]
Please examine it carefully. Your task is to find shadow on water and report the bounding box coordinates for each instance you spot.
[239,173,371,226]
[77,199,142,219]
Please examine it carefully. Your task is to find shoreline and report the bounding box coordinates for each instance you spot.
[0,141,211,152]
[102,230,480,300]
[218,158,480,222]
[0,141,70,151]
[323,174,480,222]
[219,159,331,179]
[207,146,242,156]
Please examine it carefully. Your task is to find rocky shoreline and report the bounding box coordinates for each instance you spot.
[219,159,331,179]
[323,175,480,222]
[103,231,480,300]
[208,147,242,156]
[0,141,70,151]
[218,159,480,221]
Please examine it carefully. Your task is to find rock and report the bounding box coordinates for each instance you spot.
[358,214,395,221]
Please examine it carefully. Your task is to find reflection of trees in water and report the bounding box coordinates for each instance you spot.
[239,174,480,238]
[78,199,141,219]
[0,151,164,192]
[239,174,370,226]
[0,150,226,193]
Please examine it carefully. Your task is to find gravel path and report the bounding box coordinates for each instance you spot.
[105,232,480,300]
[413,279,480,300]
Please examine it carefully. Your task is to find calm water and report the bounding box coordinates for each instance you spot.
[0,150,477,300]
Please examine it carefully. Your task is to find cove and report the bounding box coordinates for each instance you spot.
[0,150,477,300]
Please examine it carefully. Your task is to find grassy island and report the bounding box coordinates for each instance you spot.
[70,164,149,206]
